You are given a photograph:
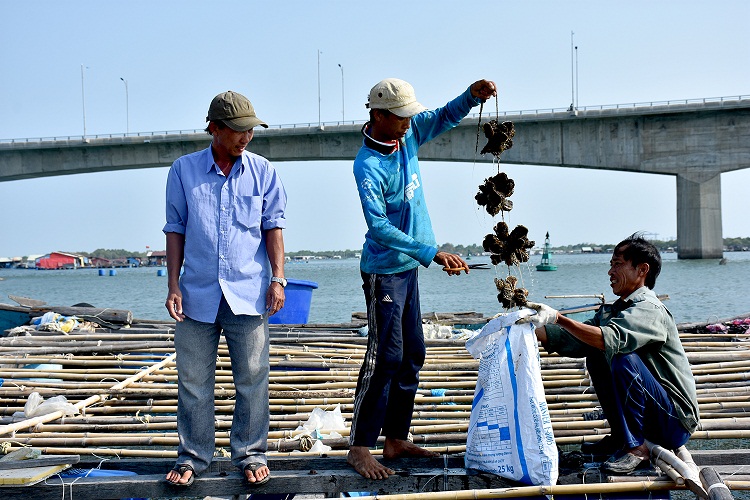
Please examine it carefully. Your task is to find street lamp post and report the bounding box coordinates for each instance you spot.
[575,45,579,110]
[120,77,129,134]
[338,63,345,122]
[570,31,575,111]
[81,64,87,137]
[317,49,322,127]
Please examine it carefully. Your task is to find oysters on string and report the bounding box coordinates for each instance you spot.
[480,120,515,157]
[482,222,535,268]
[475,172,515,217]
[494,275,529,309]
[472,103,534,310]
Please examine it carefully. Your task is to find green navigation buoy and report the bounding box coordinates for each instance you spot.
[536,231,558,271]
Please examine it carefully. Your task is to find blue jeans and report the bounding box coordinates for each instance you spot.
[586,352,690,450]
[174,296,270,474]
[610,353,691,450]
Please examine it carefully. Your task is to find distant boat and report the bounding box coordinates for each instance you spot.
[536,231,558,271]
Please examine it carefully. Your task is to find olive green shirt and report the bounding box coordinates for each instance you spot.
[544,287,699,433]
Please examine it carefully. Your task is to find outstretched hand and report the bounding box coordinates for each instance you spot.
[516,302,559,328]
[470,80,497,101]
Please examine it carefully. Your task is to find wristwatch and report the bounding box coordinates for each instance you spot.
[270,276,288,288]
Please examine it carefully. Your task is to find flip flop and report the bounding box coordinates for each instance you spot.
[243,462,270,486]
[166,463,195,487]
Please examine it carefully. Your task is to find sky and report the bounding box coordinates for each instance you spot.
[1,0,748,258]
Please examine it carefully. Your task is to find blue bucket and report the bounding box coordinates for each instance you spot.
[268,278,318,324]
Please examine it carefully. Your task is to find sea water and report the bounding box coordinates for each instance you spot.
[0,251,748,325]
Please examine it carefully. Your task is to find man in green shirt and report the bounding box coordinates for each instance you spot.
[518,234,699,474]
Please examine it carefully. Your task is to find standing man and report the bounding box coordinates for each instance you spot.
[518,234,699,474]
[163,91,287,487]
[348,78,497,479]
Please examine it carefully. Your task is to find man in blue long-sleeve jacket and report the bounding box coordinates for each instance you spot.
[348,78,496,479]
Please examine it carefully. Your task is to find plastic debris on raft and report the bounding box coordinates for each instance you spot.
[475,172,515,216]
[480,120,515,157]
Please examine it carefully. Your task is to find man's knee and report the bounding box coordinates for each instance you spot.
[610,352,641,376]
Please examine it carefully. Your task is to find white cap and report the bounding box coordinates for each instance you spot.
[366,78,427,118]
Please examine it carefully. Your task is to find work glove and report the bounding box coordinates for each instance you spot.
[516,302,559,328]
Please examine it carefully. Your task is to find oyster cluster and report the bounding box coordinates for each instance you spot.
[473,114,533,310]
[495,275,529,309]
[475,172,515,217]
[482,222,535,268]
[480,120,515,157]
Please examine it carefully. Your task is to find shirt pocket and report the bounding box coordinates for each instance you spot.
[234,195,263,231]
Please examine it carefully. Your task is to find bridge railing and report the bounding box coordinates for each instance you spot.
[1,95,747,145]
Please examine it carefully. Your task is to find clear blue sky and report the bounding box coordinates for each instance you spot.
[1,1,748,258]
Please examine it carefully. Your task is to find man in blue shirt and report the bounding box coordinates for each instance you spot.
[348,78,496,479]
[163,91,287,487]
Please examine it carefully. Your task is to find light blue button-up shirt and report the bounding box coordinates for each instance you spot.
[163,146,287,322]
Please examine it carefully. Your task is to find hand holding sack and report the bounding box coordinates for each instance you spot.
[516,302,559,328]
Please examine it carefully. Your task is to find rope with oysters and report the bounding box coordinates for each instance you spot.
[475,98,532,309]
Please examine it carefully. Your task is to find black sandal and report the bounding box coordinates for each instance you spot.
[243,462,270,486]
[166,463,195,487]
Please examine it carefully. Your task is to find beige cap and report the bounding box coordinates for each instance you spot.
[366,78,427,118]
[206,91,268,131]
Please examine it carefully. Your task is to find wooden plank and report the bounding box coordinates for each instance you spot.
[0,455,79,470]
[0,457,515,499]
[0,464,69,486]
[690,449,750,466]
[8,295,44,308]
[29,305,133,325]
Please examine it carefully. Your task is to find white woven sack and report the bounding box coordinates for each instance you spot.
[464,310,558,486]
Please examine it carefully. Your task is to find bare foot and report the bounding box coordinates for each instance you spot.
[165,465,193,485]
[244,463,270,483]
[347,446,394,479]
[383,437,439,459]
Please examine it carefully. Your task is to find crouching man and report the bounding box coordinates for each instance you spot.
[517,233,699,474]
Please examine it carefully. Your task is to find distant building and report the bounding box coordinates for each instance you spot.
[19,255,43,268]
[147,250,167,266]
[580,246,594,253]
[37,252,86,269]
[90,257,112,268]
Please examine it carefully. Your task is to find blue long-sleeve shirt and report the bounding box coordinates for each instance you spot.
[354,86,482,274]
[163,147,287,322]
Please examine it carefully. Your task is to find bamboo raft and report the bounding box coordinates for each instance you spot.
[0,310,749,499]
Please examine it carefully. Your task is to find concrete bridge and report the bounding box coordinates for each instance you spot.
[1,97,749,259]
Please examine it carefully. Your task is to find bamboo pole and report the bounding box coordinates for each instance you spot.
[0,352,176,437]
[371,480,679,499]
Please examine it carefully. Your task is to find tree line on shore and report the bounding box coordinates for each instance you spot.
[50,236,750,262]
[287,236,750,259]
